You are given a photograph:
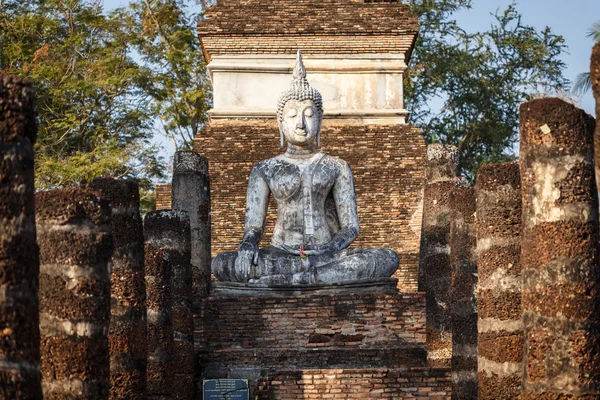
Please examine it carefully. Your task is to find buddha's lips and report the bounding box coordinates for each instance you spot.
[295,129,307,136]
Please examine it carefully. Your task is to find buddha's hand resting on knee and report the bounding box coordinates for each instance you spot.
[235,241,259,281]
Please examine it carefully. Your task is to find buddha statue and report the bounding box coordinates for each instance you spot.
[212,50,399,286]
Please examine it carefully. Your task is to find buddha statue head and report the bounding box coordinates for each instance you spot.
[277,50,324,149]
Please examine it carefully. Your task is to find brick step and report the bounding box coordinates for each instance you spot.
[202,368,452,399]
[201,346,427,373]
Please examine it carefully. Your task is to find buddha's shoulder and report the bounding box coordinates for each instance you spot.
[321,154,351,170]
[250,156,292,176]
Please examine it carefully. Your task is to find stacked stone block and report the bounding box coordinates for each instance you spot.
[145,211,192,399]
[449,187,477,399]
[419,143,458,368]
[475,162,522,399]
[36,189,112,399]
[520,98,600,398]
[0,76,41,398]
[89,178,146,399]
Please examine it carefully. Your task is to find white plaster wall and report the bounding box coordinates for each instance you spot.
[208,54,409,124]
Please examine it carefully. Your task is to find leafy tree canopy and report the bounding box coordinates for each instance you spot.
[0,0,165,200]
[407,0,570,180]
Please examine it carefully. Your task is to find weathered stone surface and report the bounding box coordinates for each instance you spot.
[419,143,458,368]
[475,162,522,400]
[449,187,477,400]
[520,98,600,397]
[145,210,191,399]
[36,188,112,399]
[591,43,600,201]
[171,151,210,304]
[0,75,41,399]
[89,178,146,400]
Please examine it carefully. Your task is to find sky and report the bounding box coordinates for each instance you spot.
[454,0,599,116]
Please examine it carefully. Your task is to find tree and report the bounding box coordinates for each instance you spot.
[118,0,211,150]
[572,21,600,95]
[0,0,165,206]
[406,0,569,180]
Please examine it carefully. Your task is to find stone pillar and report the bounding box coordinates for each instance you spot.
[520,98,600,398]
[145,211,190,399]
[36,189,112,399]
[592,43,600,194]
[419,143,458,368]
[0,76,41,398]
[475,162,522,400]
[167,213,193,400]
[449,186,477,399]
[171,151,211,302]
[89,178,147,399]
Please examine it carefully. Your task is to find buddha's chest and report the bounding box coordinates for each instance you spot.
[264,157,337,201]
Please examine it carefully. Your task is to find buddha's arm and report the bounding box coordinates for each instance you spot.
[241,165,270,248]
[329,160,360,250]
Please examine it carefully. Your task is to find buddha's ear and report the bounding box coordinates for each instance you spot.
[279,126,285,149]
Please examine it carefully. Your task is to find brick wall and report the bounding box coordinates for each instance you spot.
[193,119,426,292]
[155,184,172,211]
[255,368,452,399]
[198,292,427,371]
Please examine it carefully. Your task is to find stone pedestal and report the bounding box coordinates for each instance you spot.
[199,287,451,398]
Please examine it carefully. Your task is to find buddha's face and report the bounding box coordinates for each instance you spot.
[280,99,322,146]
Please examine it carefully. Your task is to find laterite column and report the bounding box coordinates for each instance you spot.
[449,187,477,399]
[0,76,41,398]
[89,178,147,399]
[167,212,193,400]
[171,151,211,302]
[145,211,191,399]
[520,98,600,398]
[475,162,522,399]
[37,189,112,399]
[419,143,458,368]
[592,43,600,192]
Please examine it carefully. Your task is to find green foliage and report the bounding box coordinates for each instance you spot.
[118,0,211,150]
[0,0,166,193]
[407,0,569,180]
[573,21,600,96]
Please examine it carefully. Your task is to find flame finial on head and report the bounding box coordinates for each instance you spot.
[293,49,307,82]
[277,49,323,123]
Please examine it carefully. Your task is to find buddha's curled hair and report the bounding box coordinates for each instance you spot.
[277,50,323,122]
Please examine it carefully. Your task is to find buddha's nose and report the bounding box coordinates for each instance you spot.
[296,115,304,129]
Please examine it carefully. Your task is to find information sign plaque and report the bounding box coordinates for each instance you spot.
[203,379,249,400]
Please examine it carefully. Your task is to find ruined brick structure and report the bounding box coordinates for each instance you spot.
[194,0,425,293]
[0,76,42,399]
[155,184,172,211]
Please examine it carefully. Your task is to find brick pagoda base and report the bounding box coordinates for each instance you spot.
[197,287,451,398]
